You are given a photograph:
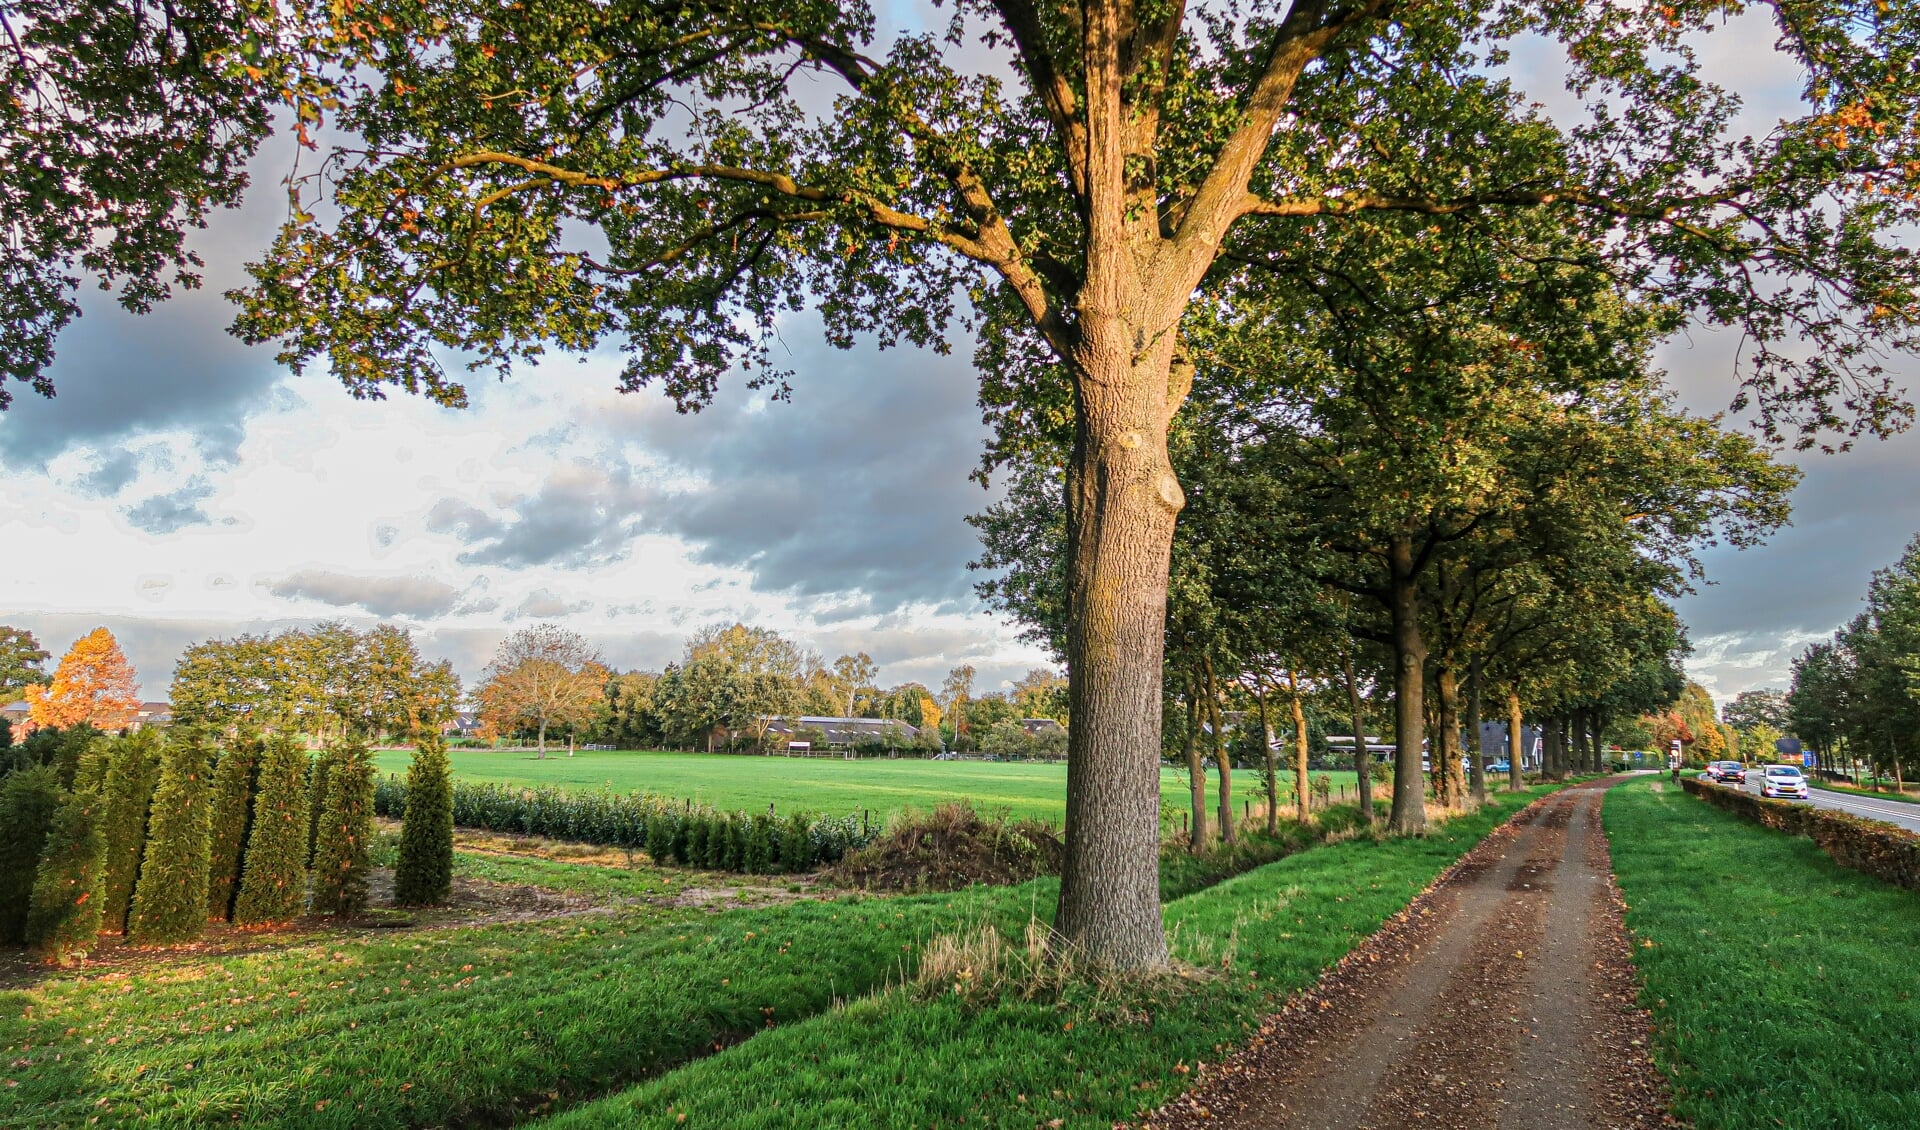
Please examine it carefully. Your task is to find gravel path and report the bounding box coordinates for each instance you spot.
[1149,780,1669,1130]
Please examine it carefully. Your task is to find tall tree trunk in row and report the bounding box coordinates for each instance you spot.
[1387,533,1429,834]
[1507,692,1525,792]
[1345,642,1374,823]
[1287,669,1311,822]
[1465,659,1486,805]
[1435,661,1465,809]
[1255,685,1279,835]
[1184,680,1208,855]
[1543,717,1564,781]
[1208,662,1234,846]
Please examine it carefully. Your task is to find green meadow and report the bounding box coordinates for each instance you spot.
[371,746,1364,826]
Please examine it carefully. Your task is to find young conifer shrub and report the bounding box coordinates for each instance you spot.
[704,815,730,869]
[310,738,375,915]
[26,788,107,965]
[728,816,749,870]
[52,725,101,791]
[393,732,454,906]
[645,808,675,865]
[0,765,64,943]
[306,745,334,866]
[670,811,692,864]
[127,733,214,945]
[745,812,776,873]
[780,812,814,872]
[233,734,311,925]
[97,729,164,934]
[686,812,710,867]
[205,738,259,921]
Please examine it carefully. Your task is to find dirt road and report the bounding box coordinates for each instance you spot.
[1151,780,1669,1130]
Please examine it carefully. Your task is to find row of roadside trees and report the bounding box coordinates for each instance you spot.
[1785,535,1920,789]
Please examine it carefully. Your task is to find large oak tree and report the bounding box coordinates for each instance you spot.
[0,0,1892,966]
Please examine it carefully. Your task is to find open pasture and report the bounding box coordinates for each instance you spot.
[371,746,1362,826]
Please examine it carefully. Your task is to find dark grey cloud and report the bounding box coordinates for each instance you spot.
[124,479,217,534]
[268,569,467,619]
[0,149,298,471]
[425,462,654,568]
[425,315,997,614]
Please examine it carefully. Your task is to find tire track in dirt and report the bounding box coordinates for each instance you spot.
[1149,780,1668,1130]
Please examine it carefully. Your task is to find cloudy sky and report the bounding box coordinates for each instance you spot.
[1,8,1913,706]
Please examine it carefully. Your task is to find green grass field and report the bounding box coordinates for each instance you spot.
[1605,777,1920,1129]
[371,746,1363,826]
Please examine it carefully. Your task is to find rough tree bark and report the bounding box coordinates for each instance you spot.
[1255,685,1279,835]
[1507,692,1525,792]
[1435,662,1465,808]
[1344,642,1374,823]
[1388,534,1429,833]
[1465,658,1486,805]
[1181,680,1209,854]
[1287,669,1311,822]
[1208,664,1234,845]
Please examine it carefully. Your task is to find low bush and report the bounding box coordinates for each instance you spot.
[832,802,1064,893]
[1680,776,1920,890]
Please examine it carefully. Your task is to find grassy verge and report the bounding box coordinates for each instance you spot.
[0,880,1053,1129]
[1810,777,1920,805]
[1604,777,1920,1129]
[530,786,1559,1129]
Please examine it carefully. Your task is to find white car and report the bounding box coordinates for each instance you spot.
[1756,764,1810,800]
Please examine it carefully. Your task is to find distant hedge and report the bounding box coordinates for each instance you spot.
[373,775,877,874]
[1680,777,1920,890]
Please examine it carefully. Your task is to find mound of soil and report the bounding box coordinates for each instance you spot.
[833,803,1064,892]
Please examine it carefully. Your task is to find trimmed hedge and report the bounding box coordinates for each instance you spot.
[372,774,875,873]
[1681,776,1920,890]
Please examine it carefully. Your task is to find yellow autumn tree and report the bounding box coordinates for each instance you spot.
[26,628,141,731]
[918,694,943,735]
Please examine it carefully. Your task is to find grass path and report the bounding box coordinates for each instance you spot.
[372,746,1363,825]
[1604,777,1920,1129]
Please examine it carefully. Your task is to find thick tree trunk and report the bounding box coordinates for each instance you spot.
[537,718,547,759]
[1465,659,1486,805]
[1052,332,1186,969]
[1387,534,1429,834]
[1543,717,1563,781]
[1507,692,1525,792]
[1208,666,1234,846]
[1435,662,1465,809]
[1288,671,1311,822]
[1184,685,1208,855]
[1256,687,1279,836]
[1344,642,1373,823]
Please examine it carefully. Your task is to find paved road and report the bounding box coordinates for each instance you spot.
[1710,774,1920,834]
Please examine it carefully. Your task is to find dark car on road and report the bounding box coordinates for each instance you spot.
[1704,761,1746,783]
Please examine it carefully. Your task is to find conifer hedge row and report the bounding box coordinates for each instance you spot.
[3,729,462,962]
[372,775,876,873]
